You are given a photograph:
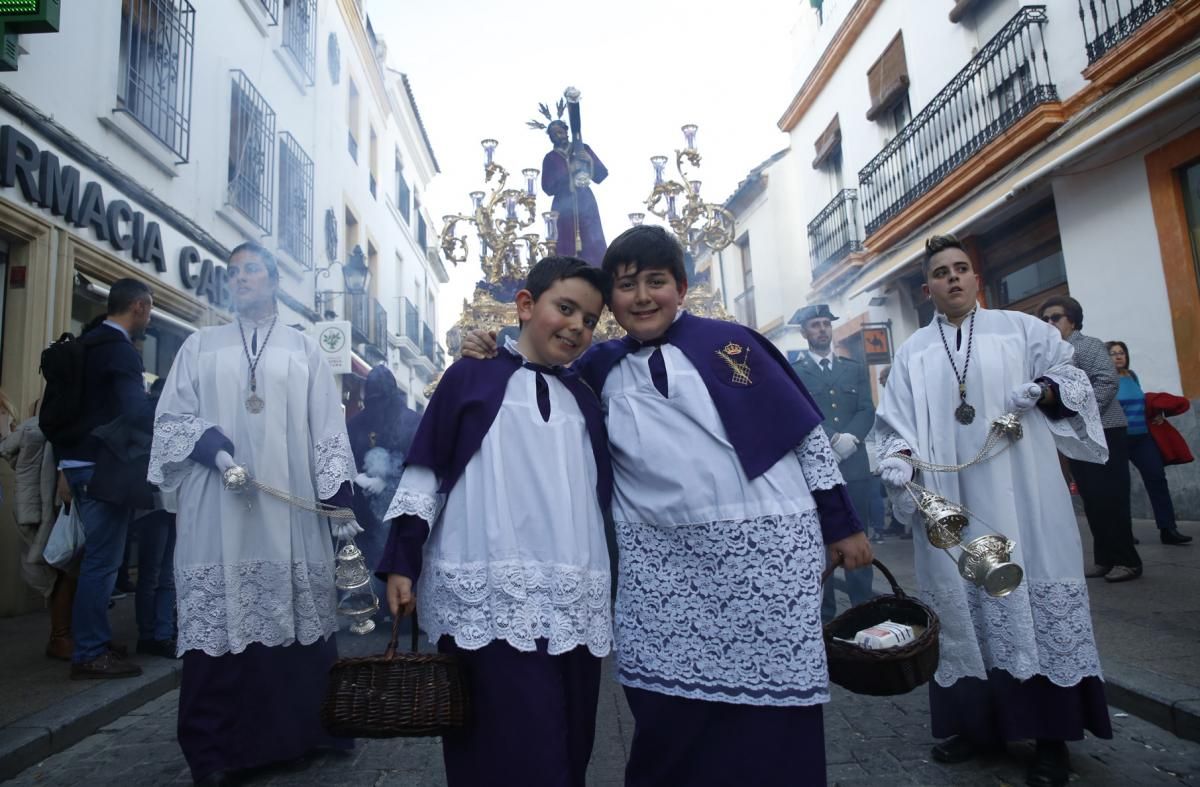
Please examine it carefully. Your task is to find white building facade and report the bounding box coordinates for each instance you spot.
[707,0,1200,520]
[0,0,448,614]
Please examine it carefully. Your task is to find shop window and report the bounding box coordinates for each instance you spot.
[228,71,276,233]
[977,200,1067,314]
[278,131,313,270]
[116,0,196,163]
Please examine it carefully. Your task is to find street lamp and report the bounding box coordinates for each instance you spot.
[315,244,370,317]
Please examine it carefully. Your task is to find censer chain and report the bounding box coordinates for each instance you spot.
[889,421,1014,474]
[246,478,357,520]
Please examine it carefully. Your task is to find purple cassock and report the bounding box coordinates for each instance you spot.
[542,144,609,267]
[574,312,862,786]
[178,428,352,781]
[377,349,613,787]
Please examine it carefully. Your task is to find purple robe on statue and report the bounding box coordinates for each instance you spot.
[542,144,609,266]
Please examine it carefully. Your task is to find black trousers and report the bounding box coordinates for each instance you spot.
[1069,426,1141,569]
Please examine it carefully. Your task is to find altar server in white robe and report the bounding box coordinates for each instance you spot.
[148,242,360,786]
[875,234,1112,787]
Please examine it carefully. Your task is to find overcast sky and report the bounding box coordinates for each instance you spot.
[365,0,804,334]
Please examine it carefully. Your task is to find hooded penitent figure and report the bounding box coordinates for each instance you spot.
[347,364,421,602]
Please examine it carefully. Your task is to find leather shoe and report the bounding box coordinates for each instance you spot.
[1026,739,1069,787]
[1104,565,1142,583]
[1161,529,1193,545]
[45,635,73,661]
[1084,564,1111,578]
[931,735,1001,764]
[137,638,178,658]
[70,651,143,680]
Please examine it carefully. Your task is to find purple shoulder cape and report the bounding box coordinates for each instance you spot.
[575,312,825,480]
[404,350,612,509]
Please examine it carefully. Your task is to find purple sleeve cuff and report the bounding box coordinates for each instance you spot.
[188,428,235,469]
[322,481,354,509]
[1035,377,1076,420]
[812,485,865,544]
[375,514,430,583]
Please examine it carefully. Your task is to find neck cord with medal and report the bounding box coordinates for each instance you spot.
[237,313,277,413]
[936,308,976,425]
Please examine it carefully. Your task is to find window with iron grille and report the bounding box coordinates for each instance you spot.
[116,0,196,163]
[256,0,279,24]
[228,71,275,233]
[278,132,313,269]
[395,152,411,223]
[282,0,316,84]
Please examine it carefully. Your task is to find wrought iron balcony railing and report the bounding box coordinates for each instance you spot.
[807,189,863,277]
[401,297,421,344]
[1078,0,1174,64]
[373,299,388,352]
[282,0,316,85]
[858,6,1056,236]
[116,0,196,163]
[422,323,436,363]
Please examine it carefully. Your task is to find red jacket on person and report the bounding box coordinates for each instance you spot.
[1145,392,1194,465]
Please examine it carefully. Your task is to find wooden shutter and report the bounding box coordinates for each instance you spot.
[812,114,842,169]
[865,32,910,121]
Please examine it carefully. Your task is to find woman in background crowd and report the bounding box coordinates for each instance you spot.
[1106,341,1192,546]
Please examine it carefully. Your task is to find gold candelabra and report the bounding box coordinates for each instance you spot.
[632,124,735,321]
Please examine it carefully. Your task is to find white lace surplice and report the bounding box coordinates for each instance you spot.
[605,343,841,707]
[385,355,612,657]
[874,307,1106,687]
[148,320,354,656]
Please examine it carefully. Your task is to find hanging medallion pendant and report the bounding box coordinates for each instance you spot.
[246,392,265,414]
[955,401,976,425]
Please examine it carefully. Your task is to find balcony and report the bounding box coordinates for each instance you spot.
[396,296,423,362]
[349,295,388,362]
[807,189,863,278]
[857,6,1056,236]
[1078,0,1173,64]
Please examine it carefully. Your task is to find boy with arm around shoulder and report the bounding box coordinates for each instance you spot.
[465,226,872,786]
[377,256,614,787]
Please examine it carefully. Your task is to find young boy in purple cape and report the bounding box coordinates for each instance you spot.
[376,256,614,787]
[463,226,873,786]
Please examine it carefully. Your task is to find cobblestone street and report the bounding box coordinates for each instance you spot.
[9,659,1200,787]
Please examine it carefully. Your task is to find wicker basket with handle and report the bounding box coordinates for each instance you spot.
[321,614,470,738]
[823,558,940,696]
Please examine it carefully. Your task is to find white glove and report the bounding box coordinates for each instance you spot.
[879,456,914,489]
[331,519,365,540]
[215,450,236,472]
[354,472,386,496]
[830,433,859,461]
[1007,382,1044,413]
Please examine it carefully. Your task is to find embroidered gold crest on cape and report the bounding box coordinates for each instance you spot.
[715,343,752,385]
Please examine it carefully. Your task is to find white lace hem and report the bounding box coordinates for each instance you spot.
[1043,367,1109,464]
[417,559,612,657]
[314,432,355,499]
[794,427,844,492]
[922,579,1103,688]
[384,487,443,523]
[176,560,338,657]
[148,413,218,490]
[614,512,828,707]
